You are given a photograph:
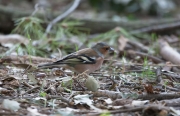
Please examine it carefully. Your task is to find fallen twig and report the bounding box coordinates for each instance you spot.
[21,86,40,95]
[158,39,180,64]
[127,50,163,63]
[137,93,180,100]
[23,81,34,88]
[47,94,74,106]
[0,55,54,64]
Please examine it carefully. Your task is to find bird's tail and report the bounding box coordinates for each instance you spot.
[38,62,64,69]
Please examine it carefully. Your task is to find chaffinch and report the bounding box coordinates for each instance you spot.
[38,42,114,74]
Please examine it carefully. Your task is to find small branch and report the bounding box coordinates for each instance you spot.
[77,104,170,115]
[31,4,39,16]
[21,86,40,95]
[130,20,180,34]
[45,0,81,34]
[127,50,163,63]
[44,82,59,92]
[158,39,180,64]
[1,55,54,64]
[22,81,34,88]
[155,67,162,83]
[47,94,74,105]
[161,84,179,91]
[137,93,180,100]
[127,40,150,53]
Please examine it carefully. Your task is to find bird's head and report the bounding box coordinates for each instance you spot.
[91,42,114,57]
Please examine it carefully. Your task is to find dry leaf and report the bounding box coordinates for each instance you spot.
[118,35,128,51]
[3,99,20,111]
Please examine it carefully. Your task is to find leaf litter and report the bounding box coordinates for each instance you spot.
[1,24,180,116]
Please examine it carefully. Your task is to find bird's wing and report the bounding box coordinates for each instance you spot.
[54,48,99,65]
[55,54,96,65]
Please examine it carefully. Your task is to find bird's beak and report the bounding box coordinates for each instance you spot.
[108,47,114,53]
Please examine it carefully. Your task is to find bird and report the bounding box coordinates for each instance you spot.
[38,42,114,74]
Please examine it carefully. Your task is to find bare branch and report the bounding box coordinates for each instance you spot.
[45,0,81,34]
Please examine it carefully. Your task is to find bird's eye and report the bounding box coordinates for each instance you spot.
[105,47,109,50]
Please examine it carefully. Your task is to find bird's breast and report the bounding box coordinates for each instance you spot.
[73,57,104,74]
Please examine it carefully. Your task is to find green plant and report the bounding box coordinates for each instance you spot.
[11,17,48,56]
[142,57,155,79]
[13,17,44,39]
[163,81,168,92]
[61,78,73,92]
[100,111,111,116]
[54,19,88,39]
[12,17,89,57]
[151,33,160,55]
[90,27,136,49]
[39,91,47,97]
